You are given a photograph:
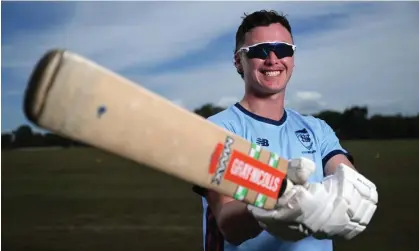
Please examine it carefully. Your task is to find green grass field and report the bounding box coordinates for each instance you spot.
[2,140,419,251]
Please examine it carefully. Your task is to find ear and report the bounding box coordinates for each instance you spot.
[234,53,243,74]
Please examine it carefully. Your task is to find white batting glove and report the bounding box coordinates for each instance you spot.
[248,182,337,241]
[247,159,378,241]
[286,157,316,187]
[247,157,321,241]
[315,163,378,240]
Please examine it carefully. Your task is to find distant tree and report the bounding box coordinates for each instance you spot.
[31,132,46,147]
[340,106,369,139]
[1,133,13,149]
[313,110,343,135]
[194,103,225,118]
[12,125,34,147]
[368,114,419,139]
[2,105,418,150]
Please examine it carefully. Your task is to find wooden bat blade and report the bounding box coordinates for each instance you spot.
[23,49,289,210]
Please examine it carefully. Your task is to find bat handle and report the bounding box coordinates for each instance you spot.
[278,177,292,199]
[193,178,293,206]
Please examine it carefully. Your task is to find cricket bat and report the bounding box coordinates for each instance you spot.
[23,49,291,210]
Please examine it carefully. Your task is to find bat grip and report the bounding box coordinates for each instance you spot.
[278,177,290,199]
[193,178,292,203]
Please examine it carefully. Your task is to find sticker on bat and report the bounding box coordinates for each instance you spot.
[210,136,234,185]
[209,140,286,199]
[223,151,286,199]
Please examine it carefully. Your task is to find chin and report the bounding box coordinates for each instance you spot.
[260,80,286,92]
[252,84,285,96]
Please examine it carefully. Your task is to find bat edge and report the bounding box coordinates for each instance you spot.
[23,49,66,126]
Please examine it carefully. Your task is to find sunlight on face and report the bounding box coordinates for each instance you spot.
[239,23,295,95]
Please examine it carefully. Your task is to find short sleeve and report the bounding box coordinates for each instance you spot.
[319,119,354,167]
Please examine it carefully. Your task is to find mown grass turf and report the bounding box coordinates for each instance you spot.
[2,139,418,251]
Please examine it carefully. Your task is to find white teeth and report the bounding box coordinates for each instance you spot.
[264,71,281,76]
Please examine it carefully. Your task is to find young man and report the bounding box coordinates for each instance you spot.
[194,10,377,251]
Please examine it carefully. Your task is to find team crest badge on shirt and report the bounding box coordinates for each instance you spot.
[295,128,313,150]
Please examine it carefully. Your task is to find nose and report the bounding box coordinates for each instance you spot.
[264,51,279,65]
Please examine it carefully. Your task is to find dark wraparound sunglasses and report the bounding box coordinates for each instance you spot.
[236,41,296,60]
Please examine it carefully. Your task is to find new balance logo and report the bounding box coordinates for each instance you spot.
[256,138,269,146]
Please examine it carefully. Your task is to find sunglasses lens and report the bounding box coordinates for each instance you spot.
[247,43,294,59]
[274,44,294,58]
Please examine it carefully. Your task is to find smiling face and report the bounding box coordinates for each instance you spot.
[235,23,295,95]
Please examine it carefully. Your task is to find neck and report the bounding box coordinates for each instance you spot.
[239,91,286,121]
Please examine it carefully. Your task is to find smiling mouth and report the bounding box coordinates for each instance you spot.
[262,70,281,77]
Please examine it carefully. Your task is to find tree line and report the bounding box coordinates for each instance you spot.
[2,104,419,150]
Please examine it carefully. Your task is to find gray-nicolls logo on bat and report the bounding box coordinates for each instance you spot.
[211,136,235,185]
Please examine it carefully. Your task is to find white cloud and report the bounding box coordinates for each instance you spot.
[285,2,419,115]
[2,1,362,72]
[4,90,22,96]
[171,99,186,109]
[295,91,323,101]
[131,62,243,110]
[2,1,419,132]
[286,91,327,115]
[123,1,419,116]
[217,96,240,107]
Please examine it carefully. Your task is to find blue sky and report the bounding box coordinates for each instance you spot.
[2,1,419,133]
